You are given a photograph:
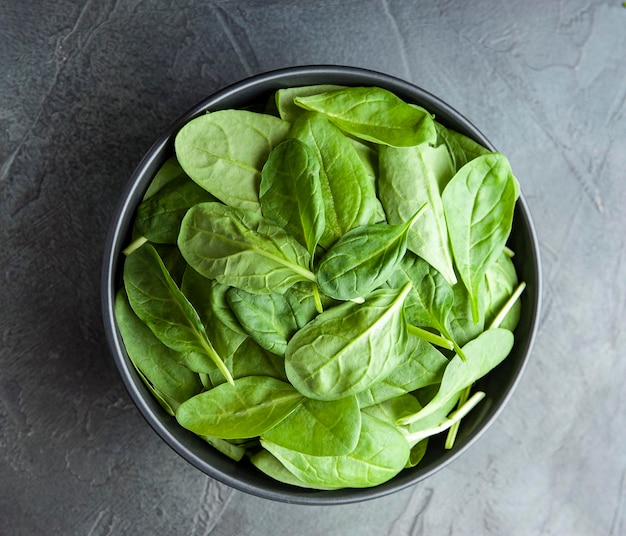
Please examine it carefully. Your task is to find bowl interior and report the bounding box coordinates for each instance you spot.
[102,65,541,505]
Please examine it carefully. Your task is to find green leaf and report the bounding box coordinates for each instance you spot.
[379,143,457,284]
[181,269,248,361]
[251,450,336,490]
[398,328,514,426]
[442,153,519,321]
[356,336,448,407]
[316,209,423,301]
[210,337,287,387]
[294,87,437,147]
[134,175,216,244]
[114,289,203,411]
[226,287,299,356]
[483,252,521,331]
[387,253,454,336]
[289,112,379,247]
[262,396,361,456]
[174,110,290,211]
[178,202,315,294]
[285,284,412,401]
[261,413,409,489]
[434,122,490,173]
[176,376,303,439]
[259,139,325,259]
[123,244,232,383]
[142,156,187,200]
[275,84,345,123]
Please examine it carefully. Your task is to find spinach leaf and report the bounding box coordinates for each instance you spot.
[114,289,203,413]
[178,202,315,294]
[174,110,290,212]
[316,209,424,301]
[201,436,246,462]
[483,252,521,331]
[398,328,514,426]
[259,138,325,260]
[262,395,361,456]
[285,284,412,401]
[176,376,303,439]
[251,450,335,490]
[289,112,379,247]
[387,253,454,338]
[434,122,490,172]
[447,277,486,347]
[181,268,248,361]
[142,156,187,200]
[294,87,437,147]
[379,143,457,284]
[210,337,287,387]
[442,153,519,321]
[134,175,216,244]
[261,413,409,489]
[275,84,345,122]
[226,287,299,356]
[123,244,233,383]
[356,336,448,407]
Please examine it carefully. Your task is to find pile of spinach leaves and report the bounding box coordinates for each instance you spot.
[116,85,525,490]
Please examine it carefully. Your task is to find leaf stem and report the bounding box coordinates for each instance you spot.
[200,338,234,386]
[403,391,486,447]
[444,385,472,449]
[407,324,454,351]
[312,284,324,314]
[123,236,148,256]
[489,281,526,329]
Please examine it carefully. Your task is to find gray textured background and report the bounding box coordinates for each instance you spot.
[1,1,625,534]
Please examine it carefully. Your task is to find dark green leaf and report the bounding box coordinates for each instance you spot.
[176,376,303,439]
[178,202,315,294]
[294,87,437,147]
[285,284,412,401]
[174,110,290,211]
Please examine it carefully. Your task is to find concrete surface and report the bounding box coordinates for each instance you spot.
[1,0,625,534]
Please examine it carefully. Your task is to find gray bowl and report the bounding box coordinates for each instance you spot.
[101,65,542,504]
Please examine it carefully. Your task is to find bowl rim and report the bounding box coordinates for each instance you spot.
[101,64,542,505]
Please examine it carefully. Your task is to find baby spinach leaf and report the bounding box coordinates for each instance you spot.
[201,436,246,462]
[434,122,490,172]
[283,282,331,328]
[398,328,514,426]
[142,156,187,200]
[174,110,290,212]
[387,253,454,337]
[210,337,287,387]
[114,289,203,412]
[289,112,379,247]
[447,277,486,347]
[178,202,315,294]
[379,143,457,284]
[294,87,437,147]
[262,395,361,456]
[285,284,412,401]
[356,336,448,407]
[251,450,336,490]
[442,153,519,321]
[483,252,521,332]
[123,244,233,383]
[316,209,423,301]
[261,413,409,489]
[181,269,248,361]
[134,175,216,244]
[226,287,299,356]
[275,84,345,122]
[259,138,325,260]
[176,376,303,439]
